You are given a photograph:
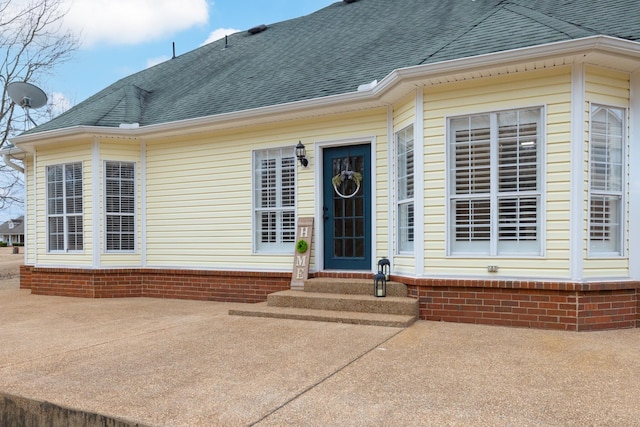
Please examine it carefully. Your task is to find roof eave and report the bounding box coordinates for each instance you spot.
[10,35,640,152]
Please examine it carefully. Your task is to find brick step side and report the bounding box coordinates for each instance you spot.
[267,290,419,316]
[304,278,408,297]
[229,303,417,328]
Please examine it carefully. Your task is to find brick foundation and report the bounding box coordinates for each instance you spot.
[19,266,640,331]
[20,265,290,303]
[401,277,640,331]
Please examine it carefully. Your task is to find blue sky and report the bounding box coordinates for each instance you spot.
[48,0,336,109]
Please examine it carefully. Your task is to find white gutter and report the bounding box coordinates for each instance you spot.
[1,146,25,173]
[9,36,640,151]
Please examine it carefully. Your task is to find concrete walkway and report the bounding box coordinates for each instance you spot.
[1,287,639,426]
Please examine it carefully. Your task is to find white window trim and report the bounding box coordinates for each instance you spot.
[104,160,137,253]
[446,106,546,257]
[587,103,627,258]
[46,162,84,253]
[395,124,415,255]
[252,146,297,254]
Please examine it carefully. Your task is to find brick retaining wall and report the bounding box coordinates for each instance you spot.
[20,266,639,331]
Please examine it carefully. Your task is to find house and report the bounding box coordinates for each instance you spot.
[0,216,24,246]
[4,0,640,330]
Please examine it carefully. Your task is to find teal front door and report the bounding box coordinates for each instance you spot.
[323,144,371,270]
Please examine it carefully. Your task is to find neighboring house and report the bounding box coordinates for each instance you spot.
[0,216,24,246]
[4,0,640,330]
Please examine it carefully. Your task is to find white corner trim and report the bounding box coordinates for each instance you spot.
[629,72,640,280]
[414,88,425,275]
[140,140,147,267]
[92,138,101,268]
[386,105,394,264]
[569,63,585,282]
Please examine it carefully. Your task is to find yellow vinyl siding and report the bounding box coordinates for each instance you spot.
[100,139,143,266]
[34,141,93,266]
[145,109,387,271]
[423,67,573,279]
[393,95,415,131]
[583,66,630,278]
[24,156,35,265]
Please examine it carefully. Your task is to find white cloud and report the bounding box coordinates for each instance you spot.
[202,28,241,46]
[48,92,74,117]
[63,0,209,47]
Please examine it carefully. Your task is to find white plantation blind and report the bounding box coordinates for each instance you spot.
[396,125,414,253]
[589,105,624,255]
[449,108,541,255]
[47,162,83,252]
[254,148,296,252]
[105,161,135,251]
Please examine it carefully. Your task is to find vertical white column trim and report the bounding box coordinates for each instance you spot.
[33,151,38,265]
[92,137,101,268]
[414,88,425,275]
[387,105,394,265]
[141,140,147,267]
[629,72,640,280]
[569,63,585,281]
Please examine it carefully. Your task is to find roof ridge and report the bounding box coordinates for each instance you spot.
[418,0,508,65]
[503,3,595,39]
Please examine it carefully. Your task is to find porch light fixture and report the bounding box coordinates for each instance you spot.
[296,141,308,167]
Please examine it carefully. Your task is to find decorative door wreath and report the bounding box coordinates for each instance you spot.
[332,169,362,199]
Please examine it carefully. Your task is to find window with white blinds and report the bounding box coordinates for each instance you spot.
[589,105,625,256]
[396,125,414,253]
[253,148,296,252]
[47,162,83,252]
[448,108,542,255]
[105,161,135,252]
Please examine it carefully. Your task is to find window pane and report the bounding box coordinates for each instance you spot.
[454,199,490,241]
[498,109,538,192]
[589,105,624,255]
[452,115,491,195]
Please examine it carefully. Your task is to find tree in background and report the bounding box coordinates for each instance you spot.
[0,0,78,214]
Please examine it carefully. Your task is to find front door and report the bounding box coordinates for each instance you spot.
[323,144,371,270]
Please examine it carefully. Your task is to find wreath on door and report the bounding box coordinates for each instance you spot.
[332,169,362,199]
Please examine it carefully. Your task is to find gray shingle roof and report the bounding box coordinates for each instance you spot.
[29,0,640,134]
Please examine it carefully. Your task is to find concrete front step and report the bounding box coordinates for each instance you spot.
[229,303,417,328]
[268,290,419,316]
[304,278,408,297]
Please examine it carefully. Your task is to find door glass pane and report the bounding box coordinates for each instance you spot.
[331,154,365,259]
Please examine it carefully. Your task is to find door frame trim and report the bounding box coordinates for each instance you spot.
[314,136,377,272]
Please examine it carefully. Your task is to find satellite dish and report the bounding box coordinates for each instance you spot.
[7,81,48,128]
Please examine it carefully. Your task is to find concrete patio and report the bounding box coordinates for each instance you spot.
[1,287,639,426]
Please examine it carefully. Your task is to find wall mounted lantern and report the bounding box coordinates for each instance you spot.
[296,141,309,167]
